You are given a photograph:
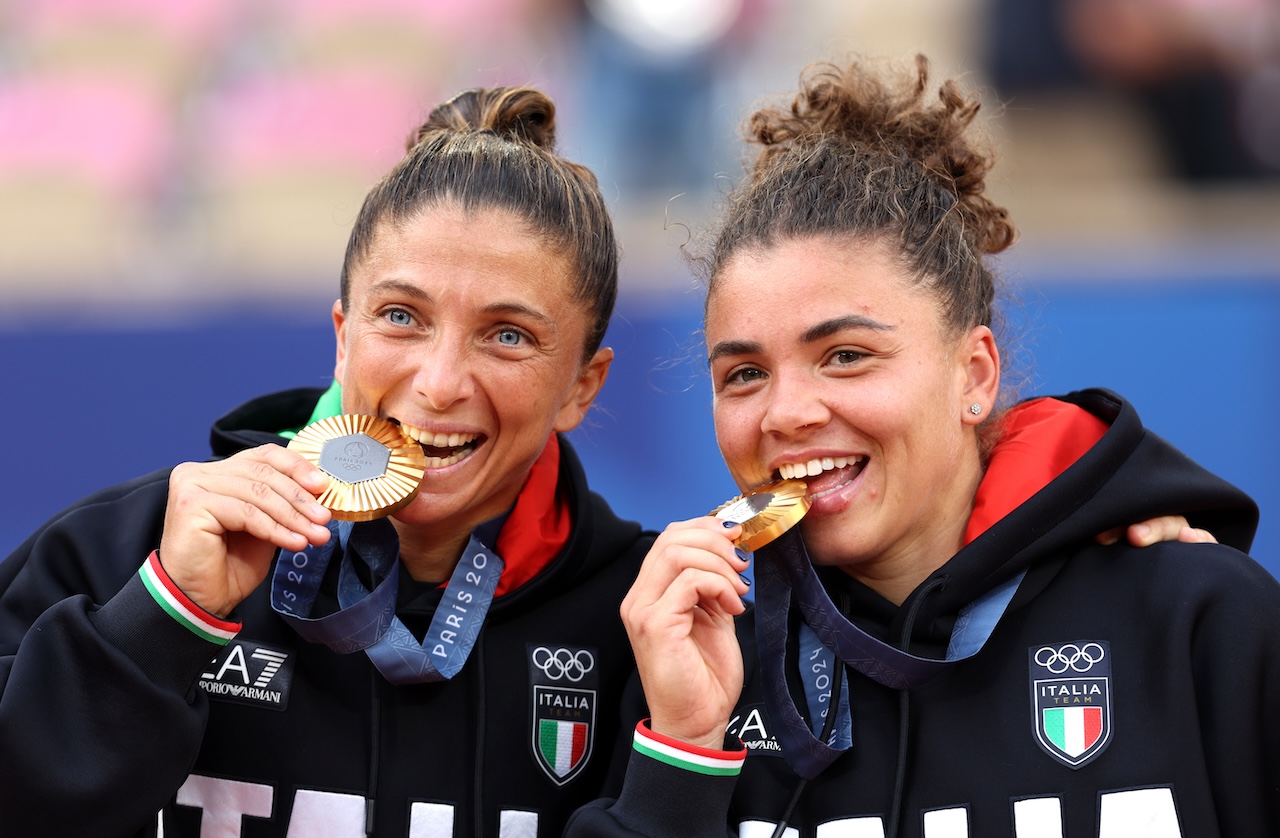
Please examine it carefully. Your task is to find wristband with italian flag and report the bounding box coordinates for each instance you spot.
[632,719,746,777]
[139,550,241,645]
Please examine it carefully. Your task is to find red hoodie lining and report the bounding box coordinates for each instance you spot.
[492,434,571,596]
[964,398,1108,545]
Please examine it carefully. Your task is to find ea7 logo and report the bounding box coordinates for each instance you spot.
[201,640,294,711]
[727,703,783,756]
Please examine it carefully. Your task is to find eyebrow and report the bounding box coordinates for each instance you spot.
[481,301,557,332]
[366,279,431,302]
[707,314,894,364]
[801,314,894,343]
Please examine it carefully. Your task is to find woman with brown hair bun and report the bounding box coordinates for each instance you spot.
[0,85,653,836]
[567,56,1278,837]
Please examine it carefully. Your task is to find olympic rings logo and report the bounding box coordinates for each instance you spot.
[532,647,595,682]
[1034,642,1106,674]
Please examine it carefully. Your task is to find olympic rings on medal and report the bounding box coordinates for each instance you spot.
[1034,642,1106,674]
[531,647,595,682]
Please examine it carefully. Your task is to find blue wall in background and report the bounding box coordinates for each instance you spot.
[3,277,1277,577]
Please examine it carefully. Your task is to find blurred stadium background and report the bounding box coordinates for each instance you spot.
[2,0,1278,574]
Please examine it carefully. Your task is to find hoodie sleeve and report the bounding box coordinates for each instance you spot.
[1181,546,1280,835]
[564,721,744,837]
[0,471,231,836]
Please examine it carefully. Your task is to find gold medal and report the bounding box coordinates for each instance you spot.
[287,415,426,521]
[711,478,810,552]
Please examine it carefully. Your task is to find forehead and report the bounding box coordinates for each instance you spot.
[706,236,935,341]
[350,205,578,304]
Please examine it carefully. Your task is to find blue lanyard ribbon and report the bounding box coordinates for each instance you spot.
[797,622,852,752]
[754,528,1025,779]
[270,517,505,684]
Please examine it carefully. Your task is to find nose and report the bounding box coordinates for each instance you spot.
[759,367,829,436]
[410,335,475,411]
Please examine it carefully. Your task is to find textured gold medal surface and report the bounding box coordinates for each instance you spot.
[288,415,426,521]
[711,478,811,552]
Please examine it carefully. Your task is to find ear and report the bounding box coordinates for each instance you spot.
[332,298,348,384]
[957,325,1000,425]
[553,347,614,432]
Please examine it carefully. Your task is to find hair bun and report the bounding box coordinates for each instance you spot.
[747,54,1015,256]
[408,87,557,153]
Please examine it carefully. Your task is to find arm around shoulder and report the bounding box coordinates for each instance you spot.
[1185,547,1280,835]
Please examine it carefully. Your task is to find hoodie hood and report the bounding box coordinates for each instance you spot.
[209,386,328,456]
[913,387,1257,622]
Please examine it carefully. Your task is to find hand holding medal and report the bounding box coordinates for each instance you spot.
[617,478,811,748]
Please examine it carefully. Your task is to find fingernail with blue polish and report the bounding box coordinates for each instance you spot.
[722,520,737,529]
[738,573,752,587]
[734,548,750,561]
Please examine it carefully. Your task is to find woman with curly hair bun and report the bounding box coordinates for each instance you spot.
[567,55,1277,838]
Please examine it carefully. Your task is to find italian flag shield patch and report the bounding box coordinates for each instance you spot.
[531,683,596,785]
[539,719,589,778]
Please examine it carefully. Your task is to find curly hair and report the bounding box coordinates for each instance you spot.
[704,55,1016,339]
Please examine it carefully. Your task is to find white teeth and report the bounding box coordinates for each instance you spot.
[398,423,477,449]
[779,455,863,480]
[424,450,469,468]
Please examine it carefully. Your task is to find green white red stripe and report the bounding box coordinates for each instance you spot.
[140,551,240,645]
[539,719,588,777]
[1043,706,1103,757]
[632,720,746,777]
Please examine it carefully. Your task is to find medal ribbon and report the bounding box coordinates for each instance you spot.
[797,622,852,752]
[754,528,1024,779]
[270,516,505,684]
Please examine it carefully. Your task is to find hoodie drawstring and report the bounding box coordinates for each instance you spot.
[885,575,947,838]
[770,592,850,838]
[366,669,381,836]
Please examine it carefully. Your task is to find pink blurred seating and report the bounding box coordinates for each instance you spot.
[273,0,529,41]
[0,74,172,199]
[13,0,244,54]
[198,68,425,179]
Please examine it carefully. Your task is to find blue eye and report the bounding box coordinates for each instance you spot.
[387,309,412,326]
[497,328,522,346]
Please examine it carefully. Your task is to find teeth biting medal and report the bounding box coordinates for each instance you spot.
[711,478,811,552]
[287,415,427,521]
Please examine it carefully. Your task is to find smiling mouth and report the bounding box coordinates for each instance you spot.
[397,422,482,468]
[777,455,867,497]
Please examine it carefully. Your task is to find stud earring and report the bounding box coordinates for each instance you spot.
[969,403,983,416]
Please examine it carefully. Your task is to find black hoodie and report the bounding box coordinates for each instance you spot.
[567,389,1280,838]
[0,387,654,837]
